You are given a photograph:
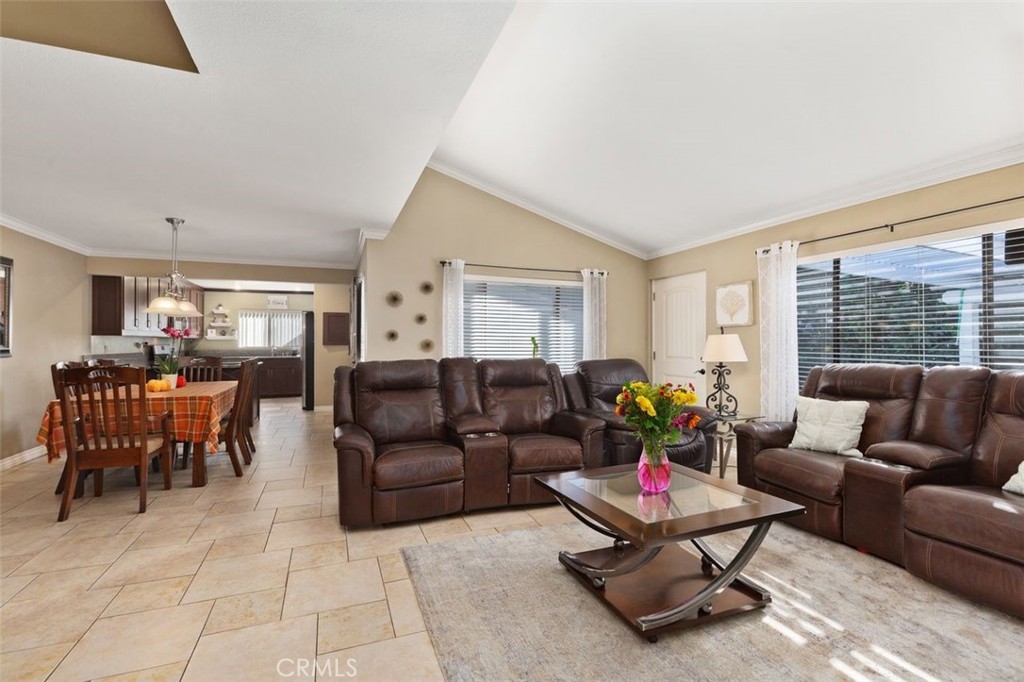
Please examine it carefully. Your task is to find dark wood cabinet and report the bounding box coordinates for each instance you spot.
[259,357,302,398]
[91,276,124,335]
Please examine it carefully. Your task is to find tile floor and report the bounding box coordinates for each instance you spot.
[0,398,592,681]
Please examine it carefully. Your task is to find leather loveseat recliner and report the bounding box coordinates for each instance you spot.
[735,363,1023,618]
[333,357,605,526]
[563,358,717,473]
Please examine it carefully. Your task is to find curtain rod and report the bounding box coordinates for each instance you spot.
[756,194,1024,254]
[438,260,606,275]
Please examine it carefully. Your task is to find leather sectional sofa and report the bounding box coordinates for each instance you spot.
[333,358,604,526]
[735,363,1024,618]
[562,358,719,472]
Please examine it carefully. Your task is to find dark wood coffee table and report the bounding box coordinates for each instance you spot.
[534,463,805,642]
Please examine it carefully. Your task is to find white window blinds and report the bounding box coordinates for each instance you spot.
[238,310,303,349]
[797,229,1024,385]
[463,277,583,371]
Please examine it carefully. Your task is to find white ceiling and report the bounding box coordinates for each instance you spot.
[0,1,514,268]
[433,1,1024,258]
[2,2,1022,268]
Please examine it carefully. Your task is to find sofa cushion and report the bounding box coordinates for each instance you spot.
[972,370,1024,488]
[373,441,463,491]
[907,365,991,457]
[753,448,848,504]
[904,485,1024,564]
[1003,461,1024,496]
[790,396,868,456]
[508,433,582,473]
[813,364,922,452]
[354,360,446,444]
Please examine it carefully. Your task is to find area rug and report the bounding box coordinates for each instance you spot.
[403,522,1023,682]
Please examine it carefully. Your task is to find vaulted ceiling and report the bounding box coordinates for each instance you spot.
[2,1,1022,268]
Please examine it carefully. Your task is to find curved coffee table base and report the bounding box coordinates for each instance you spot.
[556,514,774,642]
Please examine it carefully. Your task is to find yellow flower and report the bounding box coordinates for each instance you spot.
[635,395,656,416]
[629,381,647,390]
[673,390,698,406]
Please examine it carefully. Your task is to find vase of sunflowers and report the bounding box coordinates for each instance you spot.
[615,381,701,494]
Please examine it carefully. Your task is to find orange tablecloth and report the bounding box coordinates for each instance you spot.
[37,381,237,461]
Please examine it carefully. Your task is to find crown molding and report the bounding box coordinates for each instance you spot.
[357,227,389,259]
[1,213,92,254]
[426,159,648,259]
[647,142,1024,259]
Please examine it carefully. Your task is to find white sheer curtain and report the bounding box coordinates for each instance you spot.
[441,259,465,357]
[757,240,800,421]
[581,268,607,360]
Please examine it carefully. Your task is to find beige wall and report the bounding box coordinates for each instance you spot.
[363,168,649,366]
[314,283,352,406]
[0,227,91,459]
[648,163,1024,414]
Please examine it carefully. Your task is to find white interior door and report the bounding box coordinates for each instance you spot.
[651,272,706,398]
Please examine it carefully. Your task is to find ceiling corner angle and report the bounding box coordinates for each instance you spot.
[426,160,648,260]
[0,213,94,255]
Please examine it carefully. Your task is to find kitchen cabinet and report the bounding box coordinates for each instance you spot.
[91,276,124,335]
[259,357,302,398]
[91,275,202,337]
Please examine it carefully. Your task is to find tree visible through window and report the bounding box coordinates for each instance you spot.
[463,277,583,370]
[797,229,1024,385]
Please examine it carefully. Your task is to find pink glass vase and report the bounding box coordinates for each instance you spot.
[637,447,671,494]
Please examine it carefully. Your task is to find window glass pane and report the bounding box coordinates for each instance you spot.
[797,229,1024,384]
[463,279,583,371]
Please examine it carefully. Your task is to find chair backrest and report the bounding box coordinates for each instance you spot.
[478,358,556,434]
[234,359,259,423]
[907,365,990,458]
[809,364,923,453]
[353,360,446,445]
[51,361,84,401]
[575,359,649,412]
[334,365,354,427]
[439,357,484,420]
[183,356,223,382]
[57,366,149,457]
[971,370,1024,488]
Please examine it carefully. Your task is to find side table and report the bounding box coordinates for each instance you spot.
[713,414,762,478]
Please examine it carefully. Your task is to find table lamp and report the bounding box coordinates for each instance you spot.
[702,330,748,416]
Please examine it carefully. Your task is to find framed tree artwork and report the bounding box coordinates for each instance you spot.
[715,280,753,327]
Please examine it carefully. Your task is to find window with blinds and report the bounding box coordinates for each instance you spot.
[463,277,583,370]
[238,310,304,349]
[797,229,1024,385]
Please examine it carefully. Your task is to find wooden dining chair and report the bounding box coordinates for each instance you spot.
[218,359,257,468]
[182,356,223,382]
[50,361,88,498]
[55,366,173,521]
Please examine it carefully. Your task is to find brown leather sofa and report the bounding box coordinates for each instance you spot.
[563,358,718,472]
[333,358,604,526]
[735,363,1024,618]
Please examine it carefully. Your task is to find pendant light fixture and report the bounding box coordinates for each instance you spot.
[145,217,204,318]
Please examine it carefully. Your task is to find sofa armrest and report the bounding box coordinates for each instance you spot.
[550,411,605,469]
[734,421,797,487]
[447,414,501,436]
[333,423,375,487]
[865,441,969,471]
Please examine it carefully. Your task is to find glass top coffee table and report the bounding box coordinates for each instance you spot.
[534,463,804,642]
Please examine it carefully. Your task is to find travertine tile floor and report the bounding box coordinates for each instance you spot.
[1,399,740,681]
[0,399,582,682]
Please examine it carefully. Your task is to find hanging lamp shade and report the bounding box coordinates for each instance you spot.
[176,299,204,317]
[145,295,183,314]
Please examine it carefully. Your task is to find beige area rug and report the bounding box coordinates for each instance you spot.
[403,522,1024,682]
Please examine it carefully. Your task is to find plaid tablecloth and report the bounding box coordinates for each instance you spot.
[37,381,237,461]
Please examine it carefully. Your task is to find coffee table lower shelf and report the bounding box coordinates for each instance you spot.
[559,542,771,642]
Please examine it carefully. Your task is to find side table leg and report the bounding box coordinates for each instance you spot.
[191,441,207,487]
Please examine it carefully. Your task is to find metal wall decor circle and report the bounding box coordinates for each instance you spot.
[386,291,403,307]
[420,339,434,352]
[415,313,427,324]
[420,281,434,294]
[385,330,398,341]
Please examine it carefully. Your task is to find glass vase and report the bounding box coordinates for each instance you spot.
[637,445,671,494]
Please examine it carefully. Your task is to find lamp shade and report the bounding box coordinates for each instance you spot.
[175,300,204,318]
[703,334,748,363]
[145,296,182,315]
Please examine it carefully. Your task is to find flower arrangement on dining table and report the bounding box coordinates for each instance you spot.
[615,381,702,492]
[156,325,193,375]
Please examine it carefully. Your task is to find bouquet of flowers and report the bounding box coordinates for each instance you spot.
[157,325,192,375]
[615,381,701,462]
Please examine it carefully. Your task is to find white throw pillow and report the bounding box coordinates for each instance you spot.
[789,396,869,457]
[1003,461,1024,496]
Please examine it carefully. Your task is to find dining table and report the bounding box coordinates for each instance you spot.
[36,380,238,488]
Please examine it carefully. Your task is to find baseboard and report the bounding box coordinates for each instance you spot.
[314,405,332,413]
[0,446,47,471]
